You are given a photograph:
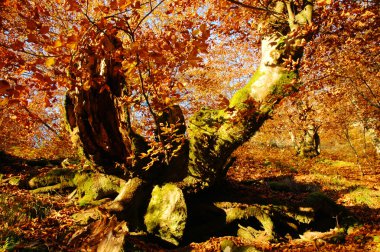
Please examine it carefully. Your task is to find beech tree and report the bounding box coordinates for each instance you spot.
[0,0,316,183]
[1,0,378,248]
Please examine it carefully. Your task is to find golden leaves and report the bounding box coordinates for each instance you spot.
[27,34,38,43]
[45,58,56,67]
[317,0,332,5]
[67,35,78,50]
[54,40,62,47]
[83,80,92,91]
[40,26,50,35]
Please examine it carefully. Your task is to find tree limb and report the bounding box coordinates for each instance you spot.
[226,0,278,14]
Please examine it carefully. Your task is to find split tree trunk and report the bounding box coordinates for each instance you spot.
[63,0,315,245]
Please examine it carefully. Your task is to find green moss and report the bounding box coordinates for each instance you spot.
[31,183,73,194]
[74,172,124,206]
[29,169,125,206]
[344,186,380,209]
[319,159,355,167]
[187,108,229,179]
[374,235,380,243]
[293,208,315,224]
[0,236,19,251]
[220,239,236,251]
[229,69,265,108]
[8,177,21,186]
[28,168,76,189]
[72,208,103,225]
[237,225,273,243]
[270,70,298,96]
[189,108,226,135]
[144,183,187,245]
[215,202,273,236]
[312,173,353,190]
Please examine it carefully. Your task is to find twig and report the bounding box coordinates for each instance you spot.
[21,105,62,138]
[226,0,278,14]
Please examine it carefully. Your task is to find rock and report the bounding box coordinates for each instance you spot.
[144,183,187,245]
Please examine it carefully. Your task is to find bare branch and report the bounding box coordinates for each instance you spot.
[21,105,62,138]
[133,0,166,34]
[226,0,278,14]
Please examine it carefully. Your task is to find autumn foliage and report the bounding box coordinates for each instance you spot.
[0,0,378,161]
[0,0,379,250]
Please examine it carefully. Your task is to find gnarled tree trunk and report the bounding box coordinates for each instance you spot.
[62,0,316,246]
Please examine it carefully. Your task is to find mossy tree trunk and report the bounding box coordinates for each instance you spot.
[65,0,314,189]
[185,0,314,189]
[58,0,318,246]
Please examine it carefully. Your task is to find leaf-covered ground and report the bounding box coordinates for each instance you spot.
[1,140,379,251]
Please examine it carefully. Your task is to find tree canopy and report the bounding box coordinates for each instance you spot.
[1,0,378,156]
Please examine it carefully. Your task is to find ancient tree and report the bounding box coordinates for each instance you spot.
[64,0,314,187]
[61,0,316,245]
[2,0,377,248]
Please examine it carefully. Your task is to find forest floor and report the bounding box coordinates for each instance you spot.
[0,140,379,251]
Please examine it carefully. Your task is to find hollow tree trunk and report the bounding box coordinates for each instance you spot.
[65,43,150,178]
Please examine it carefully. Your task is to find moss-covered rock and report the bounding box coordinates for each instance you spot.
[144,183,187,245]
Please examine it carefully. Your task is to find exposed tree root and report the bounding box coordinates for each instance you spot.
[29,168,357,250]
[29,168,126,206]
